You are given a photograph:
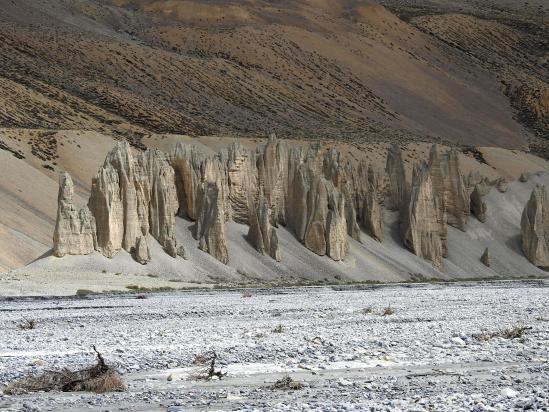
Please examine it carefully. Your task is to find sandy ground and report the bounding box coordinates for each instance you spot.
[0,281,547,411]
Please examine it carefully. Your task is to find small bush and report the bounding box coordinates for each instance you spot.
[270,375,304,390]
[18,318,37,330]
[473,325,531,341]
[272,324,284,333]
[382,305,395,316]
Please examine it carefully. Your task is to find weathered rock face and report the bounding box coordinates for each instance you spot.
[89,164,124,258]
[385,144,406,211]
[55,137,491,270]
[521,185,549,268]
[481,247,491,267]
[257,134,289,226]
[146,150,179,257]
[402,162,444,269]
[362,189,383,241]
[286,163,349,261]
[53,172,97,257]
[227,143,257,224]
[170,143,205,221]
[445,148,470,231]
[194,181,229,264]
[471,181,490,223]
[67,142,180,262]
[248,196,282,261]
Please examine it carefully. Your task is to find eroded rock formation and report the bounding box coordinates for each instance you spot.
[55,137,526,272]
[401,162,444,269]
[248,196,281,261]
[385,144,406,211]
[471,181,490,222]
[194,181,229,264]
[53,172,97,257]
[362,189,383,242]
[521,185,549,268]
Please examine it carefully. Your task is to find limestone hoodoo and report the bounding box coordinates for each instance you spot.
[248,196,282,262]
[53,172,97,257]
[521,185,549,268]
[401,162,445,269]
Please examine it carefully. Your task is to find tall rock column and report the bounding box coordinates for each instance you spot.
[385,144,406,211]
[147,150,179,257]
[446,148,470,230]
[362,189,383,242]
[401,162,444,269]
[53,172,97,257]
[194,180,229,264]
[89,164,124,258]
[248,196,282,261]
[521,185,549,268]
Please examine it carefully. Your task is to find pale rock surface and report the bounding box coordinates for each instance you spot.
[53,172,97,257]
[521,185,549,268]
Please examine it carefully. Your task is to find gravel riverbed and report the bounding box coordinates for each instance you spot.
[0,281,548,411]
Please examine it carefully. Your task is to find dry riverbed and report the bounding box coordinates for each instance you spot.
[0,281,548,411]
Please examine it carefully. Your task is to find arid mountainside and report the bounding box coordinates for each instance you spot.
[0,0,546,150]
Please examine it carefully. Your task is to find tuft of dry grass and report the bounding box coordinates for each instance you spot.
[473,325,531,341]
[270,375,304,390]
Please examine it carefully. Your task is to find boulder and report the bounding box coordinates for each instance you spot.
[494,177,508,193]
[53,172,97,257]
[481,247,491,267]
[133,235,150,265]
[471,182,489,223]
[521,185,549,268]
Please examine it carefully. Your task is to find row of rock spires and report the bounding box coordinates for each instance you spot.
[53,137,549,271]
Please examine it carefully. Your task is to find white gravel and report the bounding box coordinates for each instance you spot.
[0,281,547,411]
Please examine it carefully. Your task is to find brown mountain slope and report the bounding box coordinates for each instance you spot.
[0,0,537,148]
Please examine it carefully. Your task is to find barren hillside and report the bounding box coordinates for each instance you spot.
[1,0,546,149]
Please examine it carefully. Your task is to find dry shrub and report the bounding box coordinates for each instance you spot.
[190,351,226,381]
[270,375,304,390]
[18,318,37,330]
[272,324,284,333]
[473,325,531,341]
[382,305,395,316]
[4,346,124,395]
